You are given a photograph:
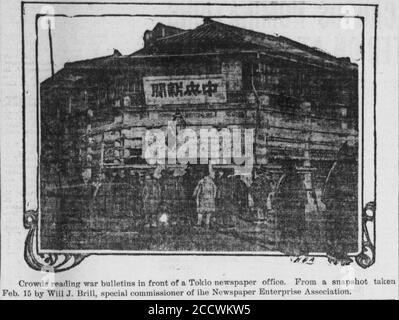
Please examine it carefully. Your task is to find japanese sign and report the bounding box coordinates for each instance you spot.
[143,75,227,105]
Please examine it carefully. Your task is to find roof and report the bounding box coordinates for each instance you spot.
[131,19,357,70]
[43,18,357,86]
[150,22,186,36]
[61,49,122,69]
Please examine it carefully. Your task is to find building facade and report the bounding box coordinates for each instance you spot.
[40,18,358,253]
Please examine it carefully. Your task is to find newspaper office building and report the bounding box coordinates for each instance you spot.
[40,18,358,253]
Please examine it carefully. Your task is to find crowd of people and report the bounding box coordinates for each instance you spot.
[44,152,357,263]
[86,167,249,230]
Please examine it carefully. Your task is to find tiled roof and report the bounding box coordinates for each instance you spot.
[61,49,122,69]
[44,18,357,82]
[130,19,357,70]
[131,20,262,56]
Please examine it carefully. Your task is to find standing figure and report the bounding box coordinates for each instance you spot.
[117,169,131,218]
[273,162,308,256]
[160,170,174,225]
[183,165,201,225]
[172,169,187,225]
[249,169,273,220]
[91,172,105,229]
[304,187,326,253]
[216,172,238,227]
[42,166,62,247]
[128,170,142,225]
[110,170,121,216]
[92,171,114,231]
[193,170,217,229]
[142,173,162,227]
[60,169,94,248]
[215,171,226,225]
[232,175,248,220]
[81,169,95,230]
[323,143,358,265]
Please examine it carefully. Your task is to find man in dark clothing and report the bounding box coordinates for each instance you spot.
[232,175,248,218]
[60,169,95,249]
[158,169,187,226]
[110,171,121,216]
[273,162,308,256]
[323,143,358,264]
[110,170,131,217]
[142,173,162,227]
[41,166,64,249]
[160,170,174,225]
[91,172,104,228]
[193,170,217,229]
[215,171,227,226]
[172,170,187,225]
[249,169,273,220]
[92,171,115,230]
[119,170,132,217]
[216,172,238,227]
[184,165,205,225]
[127,170,142,224]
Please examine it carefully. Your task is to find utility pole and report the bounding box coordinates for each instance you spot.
[48,19,54,76]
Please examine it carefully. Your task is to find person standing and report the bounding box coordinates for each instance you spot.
[142,172,162,228]
[91,171,105,228]
[273,162,308,256]
[160,170,174,225]
[193,170,217,229]
[249,168,273,220]
[110,170,121,217]
[120,170,132,218]
[323,143,357,265]
[216,171,237,227]
[43,166,63,247]
[62,169,95,248]
[215,171,227,225]
[232,175,248,223]
[167,169,187,226]
[175,172,187,225]
[183,165,200,225]
[127,170,142,225]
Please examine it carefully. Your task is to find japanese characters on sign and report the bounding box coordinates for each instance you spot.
[143,75,227,105]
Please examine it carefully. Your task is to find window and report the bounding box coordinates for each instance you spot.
[124,137,144,164]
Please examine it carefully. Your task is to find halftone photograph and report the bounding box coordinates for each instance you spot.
[38,13,361,264]
[10,0,386,291]
[3,0,398,302]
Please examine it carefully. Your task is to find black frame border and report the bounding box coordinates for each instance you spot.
[20,1,378,272]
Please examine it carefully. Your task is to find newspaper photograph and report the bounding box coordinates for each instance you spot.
[0,0,398,302]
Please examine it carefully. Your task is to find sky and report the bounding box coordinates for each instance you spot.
[38,16,362,82]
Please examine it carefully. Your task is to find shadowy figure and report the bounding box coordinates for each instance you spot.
[323,143,358,265]
[216,172,240,228]
[249,167,272,220]
[128,170,142,226]
[193,170,217,229]
[273,161,308,256]
[142,172,162,228]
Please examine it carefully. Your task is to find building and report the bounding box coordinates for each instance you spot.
[40,18,358,252]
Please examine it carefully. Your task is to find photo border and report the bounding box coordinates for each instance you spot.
[21,1,377,272]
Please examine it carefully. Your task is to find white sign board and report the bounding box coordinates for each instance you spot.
[143,74,227,105]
